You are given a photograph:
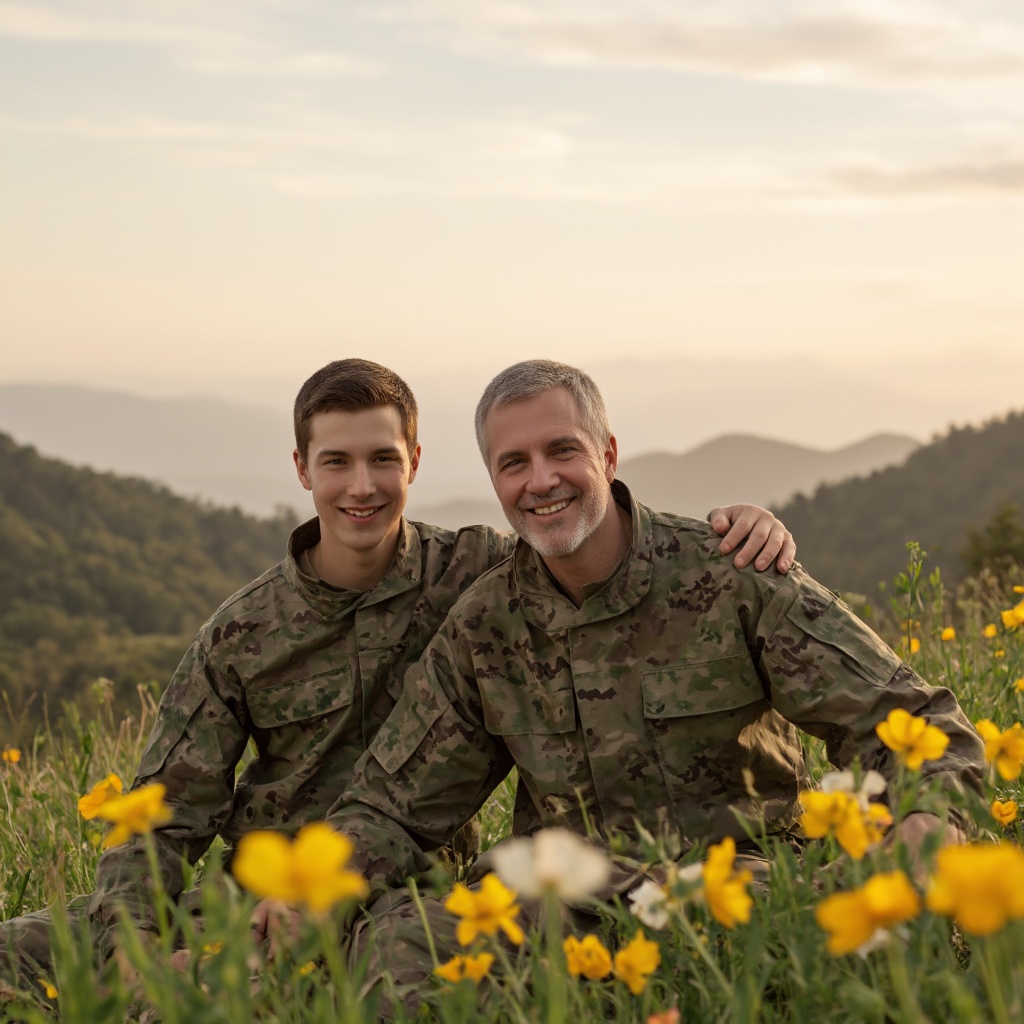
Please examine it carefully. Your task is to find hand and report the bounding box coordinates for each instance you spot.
[168,949,192,974]
[894,812,965,885]
[707,504,796,573]
[250,898,303,959]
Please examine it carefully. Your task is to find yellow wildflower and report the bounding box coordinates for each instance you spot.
[78,774,123,820]
[1,747,20,764]
[991,799,1018,827]
[702,836,753,927]
[983,623,998,639]
[875,709,949,770]
[1015,676,1024,693]
[940,627,956,642]
[1015,586,1024,594]
[434,952,495,984]
[443,873,525,947]
[995,649,1006,658]
[1001,600,1024,630]
[563,934,613,980]
[799,790,890,860]
[975,720,1024,781]
[95,783,172,848]
[233,822,368,913]
[298,961,317,976]
[613,930,661,995]
[38,977,58,1000]
[815,871,921,956]
[202,941,223,955]
[926,842,1024,936]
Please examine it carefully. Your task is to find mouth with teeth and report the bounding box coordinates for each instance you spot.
[525,498,573,516]
[342,506,383,519]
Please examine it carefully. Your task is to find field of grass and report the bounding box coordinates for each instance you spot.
[1,550,1022,1023]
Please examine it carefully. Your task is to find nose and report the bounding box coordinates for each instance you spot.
[348,461,375,500]
[525,457,560,496]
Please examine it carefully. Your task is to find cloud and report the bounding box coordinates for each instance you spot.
[817,151,1024,198]
[405,0,1024,86]
[0,1,385,78]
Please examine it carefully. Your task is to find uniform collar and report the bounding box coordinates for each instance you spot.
[511,480,654,631]
[283,517,423,620]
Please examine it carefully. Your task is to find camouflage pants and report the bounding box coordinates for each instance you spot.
[0,895,92,983]
[348,848,774,1020]
[0,889,211,987]
[348,882,545,1021]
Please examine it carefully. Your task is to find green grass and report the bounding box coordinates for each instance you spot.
[1,553,1023,1023]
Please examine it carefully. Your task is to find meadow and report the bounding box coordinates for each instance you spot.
[1,547,1022,1023]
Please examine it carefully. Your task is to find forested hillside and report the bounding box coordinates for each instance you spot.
[774,410,1024,595]
[0,433,296,731]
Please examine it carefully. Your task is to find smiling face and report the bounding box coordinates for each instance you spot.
[293,404,420,587]
[484,387,618,561]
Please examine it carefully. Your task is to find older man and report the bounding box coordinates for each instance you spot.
[328,359,984,1009]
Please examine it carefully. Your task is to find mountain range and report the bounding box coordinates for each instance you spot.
[0,383,919,529]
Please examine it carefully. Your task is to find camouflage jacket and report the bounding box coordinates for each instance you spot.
[88,517,512,957]
[330,482,985,889]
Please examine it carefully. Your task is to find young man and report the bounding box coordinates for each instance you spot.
[0,358,794,980]
[327,359,985,1009]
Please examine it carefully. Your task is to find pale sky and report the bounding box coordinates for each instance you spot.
[1,0,1022,462]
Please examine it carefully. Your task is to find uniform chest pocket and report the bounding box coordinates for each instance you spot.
[641,655,769,788]
[641,655,766,719]
[479,685,577,736]
[247,669,355,730]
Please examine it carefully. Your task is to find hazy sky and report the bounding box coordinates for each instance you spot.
[1,0,1022,458]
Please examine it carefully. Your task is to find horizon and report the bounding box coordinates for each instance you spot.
[1,1,1021,421]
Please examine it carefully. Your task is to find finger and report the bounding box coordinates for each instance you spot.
[751,522,785,571]
[730,519,771,569]
[706,507,732,539]
[776,531,796,573]
[718,511,760,556]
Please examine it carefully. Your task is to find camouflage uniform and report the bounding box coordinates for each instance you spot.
[329,482,984,1009]
[0,517,512,976]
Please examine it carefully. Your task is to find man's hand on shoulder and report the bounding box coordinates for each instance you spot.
[708,504,795,573]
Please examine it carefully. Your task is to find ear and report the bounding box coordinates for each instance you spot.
[407,443,422,484]
[293,448,313,491]
[603,434,618,483]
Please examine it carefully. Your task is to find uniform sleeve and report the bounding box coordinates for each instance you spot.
[88,636,250,960]
[756,567,984,807]
[328,622,514,892]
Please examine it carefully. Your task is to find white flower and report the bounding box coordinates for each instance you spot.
[491,827,611,901]
[820,769,887,811]
[628,879,671,930]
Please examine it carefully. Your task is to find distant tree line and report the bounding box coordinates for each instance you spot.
[772,410,1024,596]
[0,433,296,735]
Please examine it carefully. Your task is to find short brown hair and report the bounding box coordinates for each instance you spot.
[293,359,418,460]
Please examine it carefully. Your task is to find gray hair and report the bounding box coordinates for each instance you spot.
[474,359,611,463]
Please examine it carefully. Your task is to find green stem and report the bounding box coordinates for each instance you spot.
[544,889,567,1024]
[675,912,733,999]
[407,879,441,970]
[976,937,1012,1024]
[319,913,361,1024]
[886,936,925,1024]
